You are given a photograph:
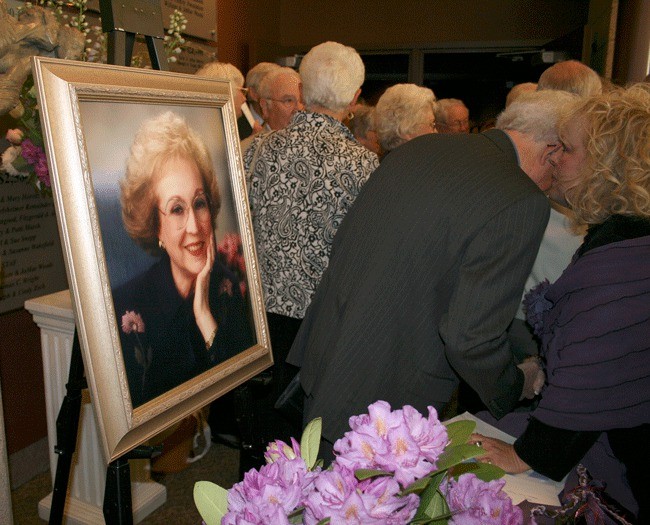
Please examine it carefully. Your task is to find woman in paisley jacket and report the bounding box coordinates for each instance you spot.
[474,83,650,520]
[113,111,253,407]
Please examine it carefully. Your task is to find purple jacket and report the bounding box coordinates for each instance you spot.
[525,235,650,431]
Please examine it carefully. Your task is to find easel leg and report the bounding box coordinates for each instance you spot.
[145,36,169,71]
[49,332,86,525]
[107,30,136,67]
[103,457,133,524]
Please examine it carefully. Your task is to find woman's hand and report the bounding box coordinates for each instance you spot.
[470,433,531,474]
[194,233,218,345]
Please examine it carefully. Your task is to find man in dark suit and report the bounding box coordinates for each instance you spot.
[287,90,574,457]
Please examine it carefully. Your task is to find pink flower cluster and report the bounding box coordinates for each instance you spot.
[223,438,319,525]
[302,464,419,524]
[20,139,50,188]
[217,233,247,297]
[334,400,449,486]
[443,473,523,524]
[221,401,521,524]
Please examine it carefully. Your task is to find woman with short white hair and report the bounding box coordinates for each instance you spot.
[374,83,437,153]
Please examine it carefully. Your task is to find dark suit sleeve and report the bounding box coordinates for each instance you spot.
[439,192,549,417]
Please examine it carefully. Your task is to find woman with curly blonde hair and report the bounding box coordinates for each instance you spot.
[474,84,650,521]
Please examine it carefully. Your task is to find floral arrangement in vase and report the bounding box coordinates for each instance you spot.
[194,401,523,524]
[0,0,187,196]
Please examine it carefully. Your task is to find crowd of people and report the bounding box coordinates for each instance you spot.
[129,43,648,521]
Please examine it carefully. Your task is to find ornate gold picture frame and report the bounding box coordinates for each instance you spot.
[32,56,272,463]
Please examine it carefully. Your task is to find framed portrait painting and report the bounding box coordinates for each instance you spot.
[31,56,272,463]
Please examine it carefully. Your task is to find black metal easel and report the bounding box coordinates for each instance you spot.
[49,3,169,522]
[98,0,169,71]
[48,331,162,525]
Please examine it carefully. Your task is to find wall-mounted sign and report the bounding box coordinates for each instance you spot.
[0,178,67,313]
[87,0,217,42]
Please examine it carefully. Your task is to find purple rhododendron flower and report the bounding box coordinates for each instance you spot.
[442,473,523,525]
[225,450,318,524]
[302,465,371,524]
[359,476,420,523]
[218,402,518,524]
[333,401,448,486]
[264,437,301,463]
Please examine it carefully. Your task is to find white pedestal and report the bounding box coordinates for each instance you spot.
[25,290,167,524]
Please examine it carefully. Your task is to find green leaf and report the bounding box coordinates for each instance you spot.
[402,469,445,496]
[355,468,391,481]
[449,461,505,481]
[300,417,322,469]
[413,483,450,522]
[443,420,475,447]
[401,475,431,495]
[193,481,228,525]
[436,443,485,471]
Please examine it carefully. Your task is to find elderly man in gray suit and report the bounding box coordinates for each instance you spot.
[287,90,576,458]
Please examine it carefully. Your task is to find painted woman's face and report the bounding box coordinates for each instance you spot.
[156,156,213,292]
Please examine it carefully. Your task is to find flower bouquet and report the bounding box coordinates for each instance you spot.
[217,233,248,298]
[194,401,523,524]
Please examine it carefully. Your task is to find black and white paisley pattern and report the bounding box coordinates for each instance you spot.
[245,111,379,318]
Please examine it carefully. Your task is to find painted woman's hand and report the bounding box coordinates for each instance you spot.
[194,233,218,344]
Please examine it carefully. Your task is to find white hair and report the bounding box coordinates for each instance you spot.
[375,83,436,151]
[246,62,281,91]
[258,67,301,99]
[496,90,578,144]
[195,62,244,88]
[299,41,365,113]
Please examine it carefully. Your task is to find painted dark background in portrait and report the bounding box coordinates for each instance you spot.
[78,101,256,407]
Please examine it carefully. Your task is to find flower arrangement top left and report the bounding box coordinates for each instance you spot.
[0,0,86,194]
[0,0,188,195]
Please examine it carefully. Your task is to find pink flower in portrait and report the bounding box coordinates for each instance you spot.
[121,311,145,334]
[218,233,242,268]
[239,280,247,298]
[442,473,523,525]
[219,278,233,297]
[5,128,24,145]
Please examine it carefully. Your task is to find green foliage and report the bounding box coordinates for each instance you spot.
[193,481,229,525]
[300,416,322,470]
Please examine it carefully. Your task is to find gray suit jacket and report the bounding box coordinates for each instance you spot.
[287,129,550,443]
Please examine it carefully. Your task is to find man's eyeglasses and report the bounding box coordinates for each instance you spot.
[265,96,299,109]
[159,193,212,230]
